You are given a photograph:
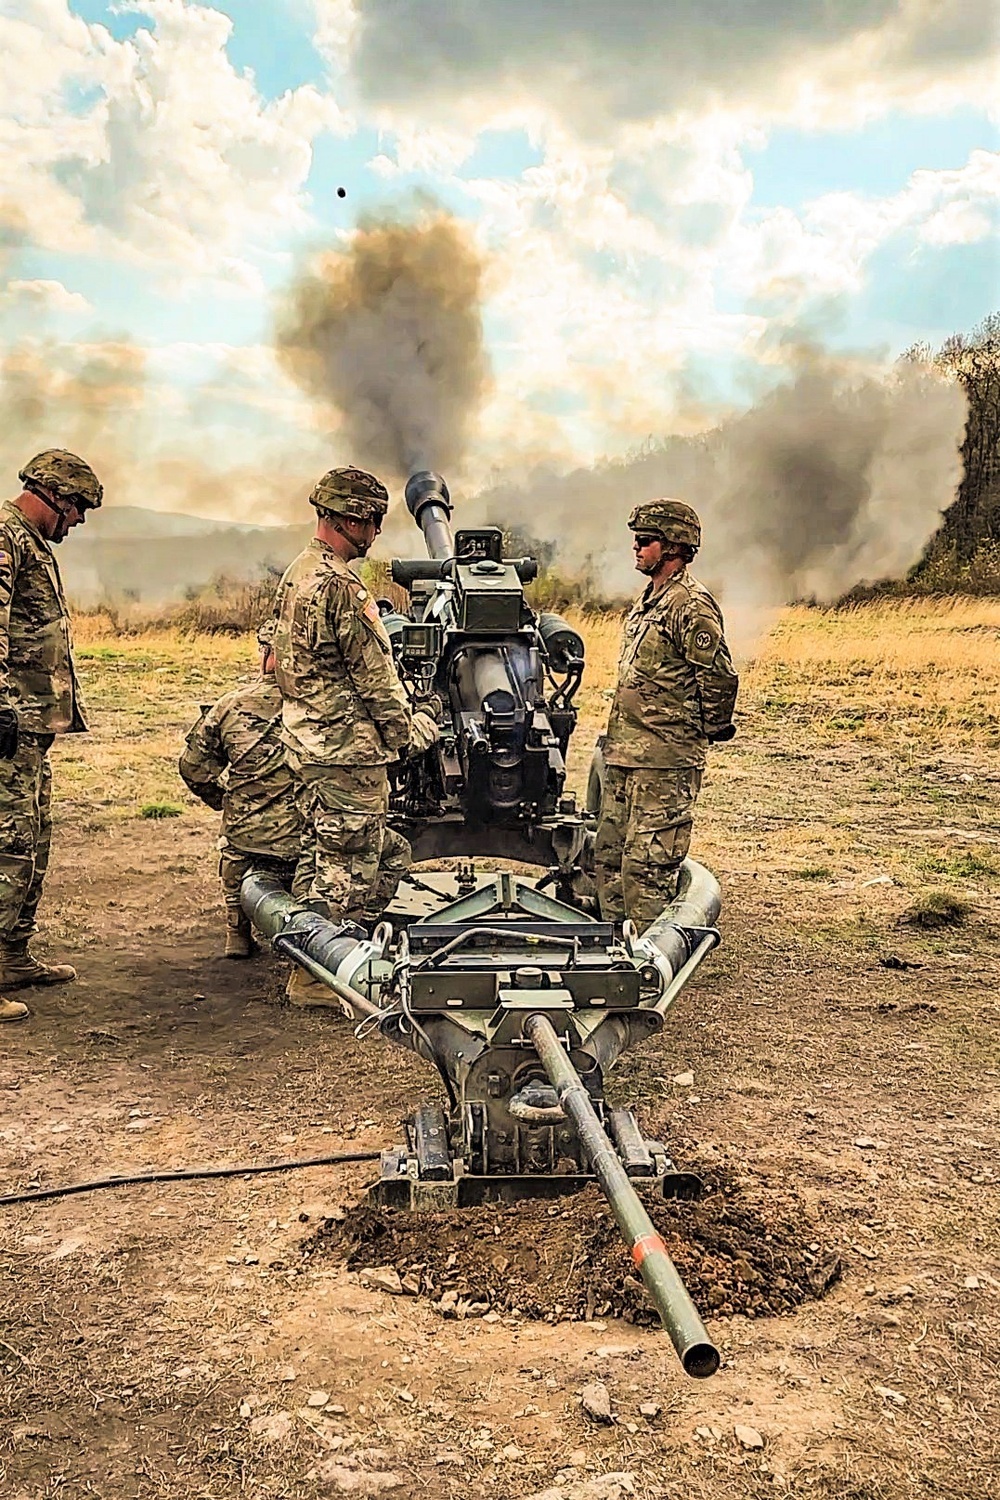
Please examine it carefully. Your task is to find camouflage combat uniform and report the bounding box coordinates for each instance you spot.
[0,500,88,951]
[595,561,738,930]
[179,674,303,947]
[273,539,415,924]
[0,451,102,1020]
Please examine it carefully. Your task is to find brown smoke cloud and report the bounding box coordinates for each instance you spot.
[275,206,492,483]
[0,212,323,600]
[0,208,322,534]
[481,346,967,651]
[0,200,968,624]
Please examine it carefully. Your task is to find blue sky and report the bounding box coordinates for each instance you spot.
[1,0,997,516]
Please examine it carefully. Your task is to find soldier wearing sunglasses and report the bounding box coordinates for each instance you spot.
[594,499,738,928]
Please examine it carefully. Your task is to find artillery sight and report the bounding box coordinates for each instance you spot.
[382,471,585,877]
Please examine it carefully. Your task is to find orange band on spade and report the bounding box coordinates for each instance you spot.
[632,1233,667,1267]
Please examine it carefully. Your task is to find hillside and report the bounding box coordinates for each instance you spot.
[60,506,311,604]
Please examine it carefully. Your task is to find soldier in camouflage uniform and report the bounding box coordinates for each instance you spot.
[179,618,302,960]
[595,499,738,931]
[0,450,103,1023]
[272,467,438,1006]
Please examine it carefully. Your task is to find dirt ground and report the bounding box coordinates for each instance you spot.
[1,602,998,1500]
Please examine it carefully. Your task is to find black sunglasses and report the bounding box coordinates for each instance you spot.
[632,533,661,547]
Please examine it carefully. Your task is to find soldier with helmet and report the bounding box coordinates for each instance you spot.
[179,617,302,960]
[271,466,438,1007]
[595,498,739,930]
[0,450,103,1023]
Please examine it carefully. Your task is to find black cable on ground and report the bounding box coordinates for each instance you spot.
[0,1149,384,1207]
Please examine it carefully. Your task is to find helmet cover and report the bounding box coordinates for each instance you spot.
[19,449,103,511]
[308,466,388,523]
[628,498,701,548]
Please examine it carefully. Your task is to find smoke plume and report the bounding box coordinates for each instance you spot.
[0,202,326,540]
[0,199,968,625]
[482,347,967,650]
[275,207,491,482]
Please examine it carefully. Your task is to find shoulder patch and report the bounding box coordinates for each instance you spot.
[349,580,380,624]
[684,614,722,668]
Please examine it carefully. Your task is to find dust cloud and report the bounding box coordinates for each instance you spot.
[481,347,967,653]
[0,198,967,622]
[0,203,140,489]
[275,207,491,483]
[0,339,147,493]
[0,208,322,538]
[0,215,322,600]
[0,336,320,527]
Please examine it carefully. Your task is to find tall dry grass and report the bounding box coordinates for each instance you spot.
[73,571,283,639]
[741,598,1000,750]
[63,594,1000,830]
[554,596,1000,775]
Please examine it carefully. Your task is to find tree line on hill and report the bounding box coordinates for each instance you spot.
[909,312,1000,592]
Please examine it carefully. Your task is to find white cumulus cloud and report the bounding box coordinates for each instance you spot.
[723,148,999,312]
[3,278,91,315]
[0,0,350,284]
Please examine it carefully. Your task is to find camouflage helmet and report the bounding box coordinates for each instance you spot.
[19,449,103,511]
[309,466,388,523]
[256,617,277,650]
[628,497,701,549]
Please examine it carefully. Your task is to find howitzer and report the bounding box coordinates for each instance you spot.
[241,471,727,1379]
[380,472,588,883]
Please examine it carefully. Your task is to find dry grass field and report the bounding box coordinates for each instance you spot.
[1,597,998,1500]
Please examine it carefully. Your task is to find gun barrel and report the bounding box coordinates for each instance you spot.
[405,471,454,562]
[525,1011,720,1380]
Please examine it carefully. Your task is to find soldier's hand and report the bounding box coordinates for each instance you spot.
[407,710,440,757]
[198,784,226,811]
[708,724,736,744]
[0,706,19,760]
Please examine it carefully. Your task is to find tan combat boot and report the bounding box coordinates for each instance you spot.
[285,965,352,1016]
[224,907,254,960]
[0,994,30,1022]
[0,942,77,989]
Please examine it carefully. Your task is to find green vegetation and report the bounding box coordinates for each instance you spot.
[139,801,184,820]
[901,889,975,929]
[918,850,998,880]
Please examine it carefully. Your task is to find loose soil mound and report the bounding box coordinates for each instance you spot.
[305,1171,842,1324]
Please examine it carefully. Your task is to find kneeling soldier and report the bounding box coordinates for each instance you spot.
[179,619,302,958]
